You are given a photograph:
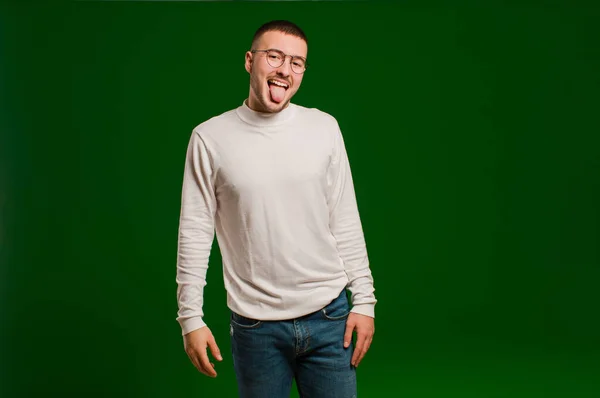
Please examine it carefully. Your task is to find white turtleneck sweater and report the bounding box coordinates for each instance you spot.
[175,100,376,335]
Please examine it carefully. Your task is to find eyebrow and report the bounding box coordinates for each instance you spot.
[267,48,307,60]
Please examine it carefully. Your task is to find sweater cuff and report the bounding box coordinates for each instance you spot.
[180,317,207,336]
[350,303,375,319]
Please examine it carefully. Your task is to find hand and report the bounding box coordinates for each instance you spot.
[183,326,223,377]
[343,312,375,368]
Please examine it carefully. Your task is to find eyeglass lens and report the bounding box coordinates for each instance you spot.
[266,50,306,73]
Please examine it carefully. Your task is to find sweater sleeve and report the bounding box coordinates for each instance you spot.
[327,120,377,318]
[175,130,217,335]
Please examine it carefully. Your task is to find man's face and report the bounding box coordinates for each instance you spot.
[245,30,307,113]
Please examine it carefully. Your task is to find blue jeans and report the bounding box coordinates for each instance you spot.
[230,289,357,398]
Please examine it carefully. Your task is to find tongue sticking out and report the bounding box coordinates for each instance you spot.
[269,83,286,103]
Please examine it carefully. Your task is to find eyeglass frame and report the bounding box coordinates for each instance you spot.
[250,49,309,74]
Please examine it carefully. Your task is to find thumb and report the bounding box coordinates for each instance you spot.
[207,335,223,361]
[343,319,354,348]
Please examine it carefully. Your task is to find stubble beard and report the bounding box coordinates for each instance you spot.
[249,72,290,113]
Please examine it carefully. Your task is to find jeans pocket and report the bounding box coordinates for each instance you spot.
[321,290,350,321]
[230,311,262,328]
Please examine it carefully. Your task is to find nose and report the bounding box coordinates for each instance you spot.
[276,56,293,76]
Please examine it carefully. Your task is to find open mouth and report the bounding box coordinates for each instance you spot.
[267,78,289,103]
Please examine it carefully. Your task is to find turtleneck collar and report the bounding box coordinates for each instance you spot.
[235,99,297,127]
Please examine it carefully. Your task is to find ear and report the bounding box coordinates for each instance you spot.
[245,51,253,74]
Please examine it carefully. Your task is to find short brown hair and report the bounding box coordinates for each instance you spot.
[250,20,308,49]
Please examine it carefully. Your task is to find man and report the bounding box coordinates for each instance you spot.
[175,20,376,397]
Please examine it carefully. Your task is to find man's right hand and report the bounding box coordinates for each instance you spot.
[183,326,223,377]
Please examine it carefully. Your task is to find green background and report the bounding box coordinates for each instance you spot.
[2,1,599,397]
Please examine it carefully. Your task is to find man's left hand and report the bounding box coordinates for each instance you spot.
[343,312,375,367]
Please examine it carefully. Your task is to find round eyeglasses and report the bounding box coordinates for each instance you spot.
[251,49,308,74]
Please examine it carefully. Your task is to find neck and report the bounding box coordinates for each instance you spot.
[247,94,290,113]
[236,98,297,127]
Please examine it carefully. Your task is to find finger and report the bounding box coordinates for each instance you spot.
[354,335,373,367]
[353,336,369,367]
[343,320,355,348]
[207,336,223,361]
[197,349,217,377]
[189,353,208,376]
[351,332,367,366]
